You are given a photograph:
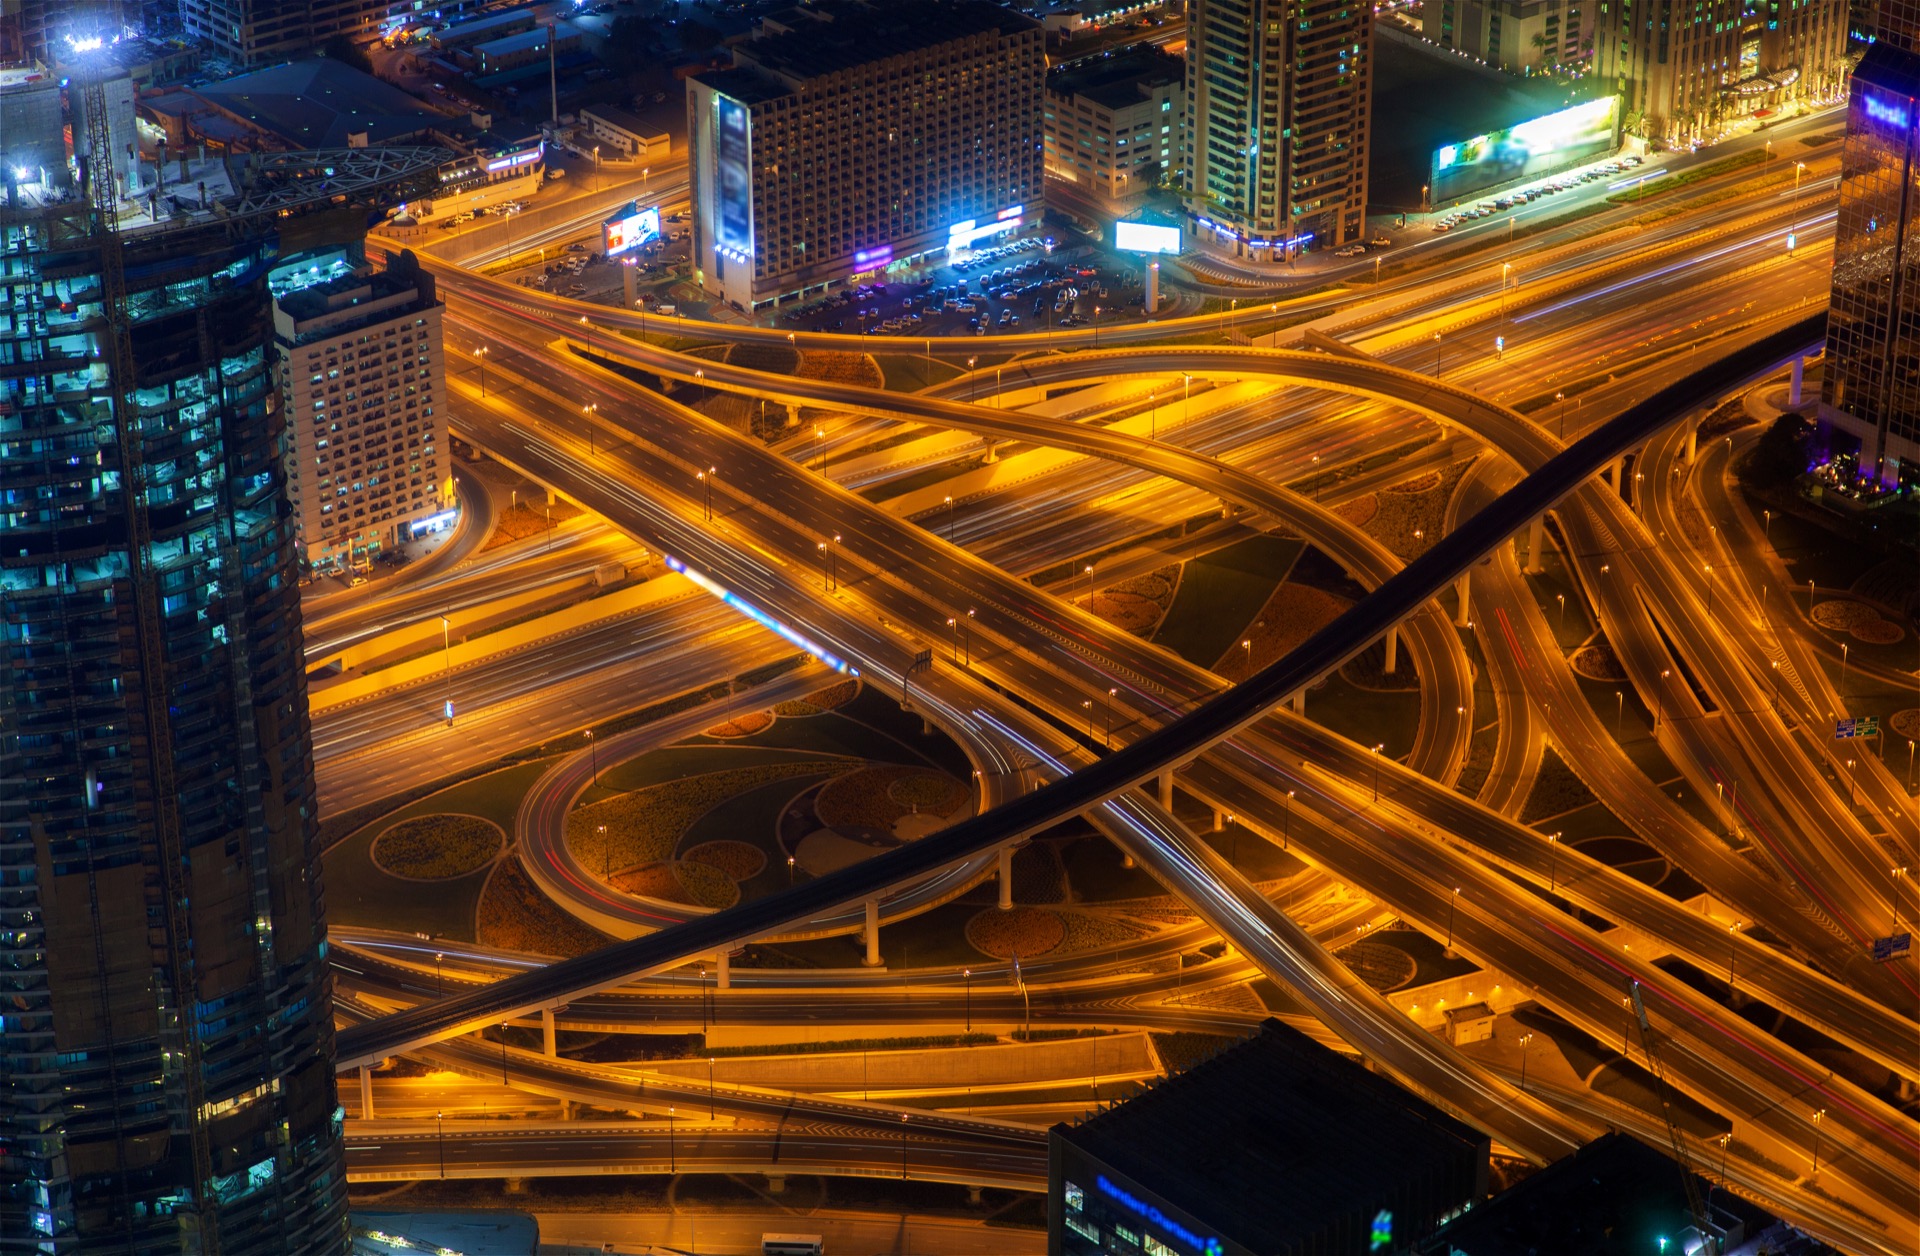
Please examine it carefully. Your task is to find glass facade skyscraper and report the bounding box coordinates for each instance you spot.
[0,85,348,1254]
[1820,10,1920,481]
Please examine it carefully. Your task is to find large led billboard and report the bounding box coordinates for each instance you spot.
[714,95,754,258]
[1114,220,1181,254]
[603,203,661,255]
[1431,96,1619,204]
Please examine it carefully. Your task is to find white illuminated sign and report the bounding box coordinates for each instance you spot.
[1114,221,1181,254]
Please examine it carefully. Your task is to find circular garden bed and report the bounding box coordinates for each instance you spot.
[371,814,503,880]
[704,710,775,739]
[965,905,1066,959]
[682,840,767,881]
[773,679,860,718]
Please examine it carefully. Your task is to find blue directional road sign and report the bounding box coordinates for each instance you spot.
[1834,717,1880,740]
[1872,933,1911,962]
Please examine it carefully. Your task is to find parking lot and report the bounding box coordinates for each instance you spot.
[768,237,1162,338]
[1427,154,1648,235]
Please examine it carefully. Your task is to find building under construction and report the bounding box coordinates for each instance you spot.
[0,48,443,1254]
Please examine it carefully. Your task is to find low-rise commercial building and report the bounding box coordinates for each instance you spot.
[1045,47,1183,199]
[273,249,450,570]
[1050,1019,1489,1255]
[579,104,672,160]
[687,0,1046,313]
[471,21,583,76]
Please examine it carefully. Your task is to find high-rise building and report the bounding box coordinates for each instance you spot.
[176,0,391,68]
[1594,0,1848,148]
[1182,0,1373,259]
[1819,3,1920,481]
[686,0,1046,314]
[1425,0,1592,76]
[0,64,440,1252]
[273,249,450,572]
[1045,47,1185,201]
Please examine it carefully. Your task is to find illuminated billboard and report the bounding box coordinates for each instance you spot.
[714,95,754,259]
[1431,96,1619,203]
[1114,220,1181,254]
[603,203,661,256]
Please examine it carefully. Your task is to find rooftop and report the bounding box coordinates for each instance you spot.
[709,0,1039,92]
[473,21,581,59]
[1055,1019,1488,1253]
[194,58,453,148]
[1048,45,1182,112]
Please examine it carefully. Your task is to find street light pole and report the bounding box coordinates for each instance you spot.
[1445,887,1461,953]
[1372,742,1384,801]
[1283,789,1294,850]
[963,967,971,1031]
[708,1057,715,1119]
[1547,832,1559,892]
[441,613,453,726]
[473,345,488,397]
[585,728,599,787]
[1518,1032,1533,1093]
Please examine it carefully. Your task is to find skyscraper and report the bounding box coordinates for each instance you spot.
[1820,4,1920,482]
[1594,0,1848,148]
[1183,0,1373,258]
[0,64,440,1253]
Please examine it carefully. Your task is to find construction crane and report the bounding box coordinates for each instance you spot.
[77,65,223,1255]
[1631,980,1716,1256]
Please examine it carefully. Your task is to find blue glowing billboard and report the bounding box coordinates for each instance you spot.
[715,95,753,258]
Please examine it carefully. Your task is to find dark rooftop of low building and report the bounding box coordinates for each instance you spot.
[1047,45,1182,111]
[1056,1019,1488,1253]
[194,58,452,148]
[1417,1133,1825,1256]
[1369,25,1611,204]
[718,0,1040,91]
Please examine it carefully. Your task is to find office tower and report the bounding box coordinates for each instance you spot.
[1045,47,1185,200]
[1594,0,1848,148]
[1819,2,1920,481]
[687,0,1045,314]
[1425,0,1591,76]
[176,0,391,68]
[0,63,438,1253]
[272,249,450,572]
[1183,0,1374,258]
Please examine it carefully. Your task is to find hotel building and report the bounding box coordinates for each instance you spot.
[687,0,1046,313]
[1045,47,1185,200]
[1182,0,1374,257]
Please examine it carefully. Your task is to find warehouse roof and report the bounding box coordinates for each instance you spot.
[194,58,449,148]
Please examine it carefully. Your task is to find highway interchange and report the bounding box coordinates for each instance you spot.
[324,128,1920,1253]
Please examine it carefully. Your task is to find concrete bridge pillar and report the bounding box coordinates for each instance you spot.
[766,1173,788,1194]
[1291,688,1306,717]
[717,950,731,989]
[546,487,558,506]
[358,1066,373,1120]
[863,898,883,966]
[967,1185,985,1205]
[1685,423,1698,463]
[1607,457,1624,490]
[1158,771,1174,810]
[983,440,1000,463]
[541,1008,557,1058]
[998,846,1014,909]
[1524,516,1546,574]
[1212,808,1223,832]
[1455,572,1471,626]
[786,403,801,428]
[1384,625,1399,675]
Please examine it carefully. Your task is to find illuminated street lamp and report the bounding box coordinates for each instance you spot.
[1371,742,1385,801]
[1445,886,1461,953]
[1517,1032,1534,1093]
[963,967,972,1031]
[582,402,597,455]
[698,466,716,521]
[473,345,489,396]
[585,728,599,786]
[1810,1108,1826,1177]
[441,612,454,726]
[1546,832,1560,892]
[1182,372,1192,427]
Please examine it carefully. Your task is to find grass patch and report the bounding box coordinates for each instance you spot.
[875,352,967,393]
[1153,534,1306,667]
[1605,149,1765,204]
[1150,1031,1254,1075]
[1521,745,1599,824]
[369,814,502,880]
[570,762,841,878]
[476,853,617,958]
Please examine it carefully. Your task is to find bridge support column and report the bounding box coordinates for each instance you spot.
[541,1008,557,1058]
[1158,771,1173,810]
[785,403,801,428]
[546,487,558,506]
[1220,497,1234,519]
[505,1178,526,1195]
[1454,573,1471,626]
[1524,516,1546,574]
[1685,423,1698,463]
[1790,356,1804,406]
[1607,456,1623,490]
[562,1099,577,1121]
[766,1173,788,1194]
[717,950,731,989]
[863,898,883,966]
[1212,808,1223,832]
[967,1184,985,1205]
[983,440,1000,463]
[358,1066,373,1120]
[1291,688,1306,716]
[998,846,1015,909]
[1383,625,1399,675]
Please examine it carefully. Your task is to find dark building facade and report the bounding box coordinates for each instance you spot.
[0,88,349,1254]
[1050,1020,1489,1256]
[1820,6,1920,482]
